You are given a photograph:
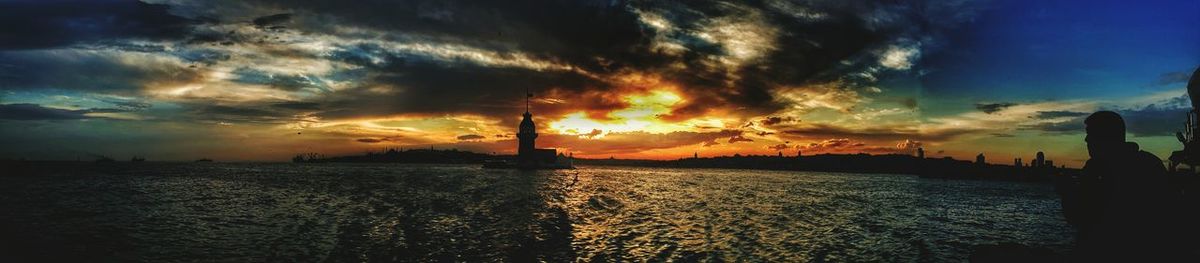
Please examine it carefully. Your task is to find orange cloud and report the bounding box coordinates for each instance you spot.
[798,138,917,155]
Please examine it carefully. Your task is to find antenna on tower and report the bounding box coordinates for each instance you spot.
[525,87,532,113]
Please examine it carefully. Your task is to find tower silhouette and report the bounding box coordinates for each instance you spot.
[517,90,538,166]
[508,89,568,169]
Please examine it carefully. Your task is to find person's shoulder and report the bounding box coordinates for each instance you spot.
[1082,158,1098,170]
[1135,150,1166,170]
[1136,150,1164,163]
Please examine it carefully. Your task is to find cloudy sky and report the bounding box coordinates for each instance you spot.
[0,0,1197,166]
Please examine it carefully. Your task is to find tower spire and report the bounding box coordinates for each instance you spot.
[525,87,531,113]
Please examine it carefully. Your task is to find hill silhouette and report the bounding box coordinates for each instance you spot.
[293,148,494,164]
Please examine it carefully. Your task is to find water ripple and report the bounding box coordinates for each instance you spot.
[0,163,1073,262]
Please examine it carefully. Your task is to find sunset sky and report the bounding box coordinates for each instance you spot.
[1,0,1197,167]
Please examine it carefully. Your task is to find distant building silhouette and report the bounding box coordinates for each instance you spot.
[976,153,985,164]
[1021,151,1057,169]
[917,147,924,159]
[1015,158,1022,167]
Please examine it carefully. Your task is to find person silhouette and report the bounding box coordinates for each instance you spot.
[1058,111,1179,261]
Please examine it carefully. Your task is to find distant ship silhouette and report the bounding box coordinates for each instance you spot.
[483,90,573,169]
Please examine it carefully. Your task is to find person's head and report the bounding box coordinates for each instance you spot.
[1084,111,1126,158]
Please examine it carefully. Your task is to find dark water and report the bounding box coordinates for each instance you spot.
[0,163,1073,262]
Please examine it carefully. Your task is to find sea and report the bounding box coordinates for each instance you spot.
[0,163,1074,262]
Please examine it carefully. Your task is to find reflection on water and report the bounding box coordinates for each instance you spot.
[0,163,1072,262]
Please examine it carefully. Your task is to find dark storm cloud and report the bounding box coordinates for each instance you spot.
[1112,94,1189,137]
[782,123,979,142]
[1120,105,1189,137]
[252,13,293,27]
[1022,97,1189,136]
[1154,71,1194,86]
[0,103,127,120]
[352,136,406,144]
[0,0,196,50]
[1021,119,1083,133]
[1032,111,1088,119]
[760,116,795,126]
[104,100,153,110]
[185,104,312,124]
[270,101,322,111]
[634,0,936,119]
[727,135,754,143]
[975,102,1017,114]
[173,0,981,121]
[0,0,986,127]
[193,105,276,117]
[254,0,644,68]
[581,129,604,138]
[315,61,606,121]
[0,50,203,93]
[356,138,383,143]
[231,68,330,92]
[456,134,485,141]
[767,143,790,151]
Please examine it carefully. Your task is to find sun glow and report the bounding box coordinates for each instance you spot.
[550,90,721,137]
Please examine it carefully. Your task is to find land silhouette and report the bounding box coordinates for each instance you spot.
[287,147,1070,182]
[292,148,492,164]
[576,153,1070,181]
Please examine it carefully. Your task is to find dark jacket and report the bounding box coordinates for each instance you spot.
[1061,142,1176,260]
